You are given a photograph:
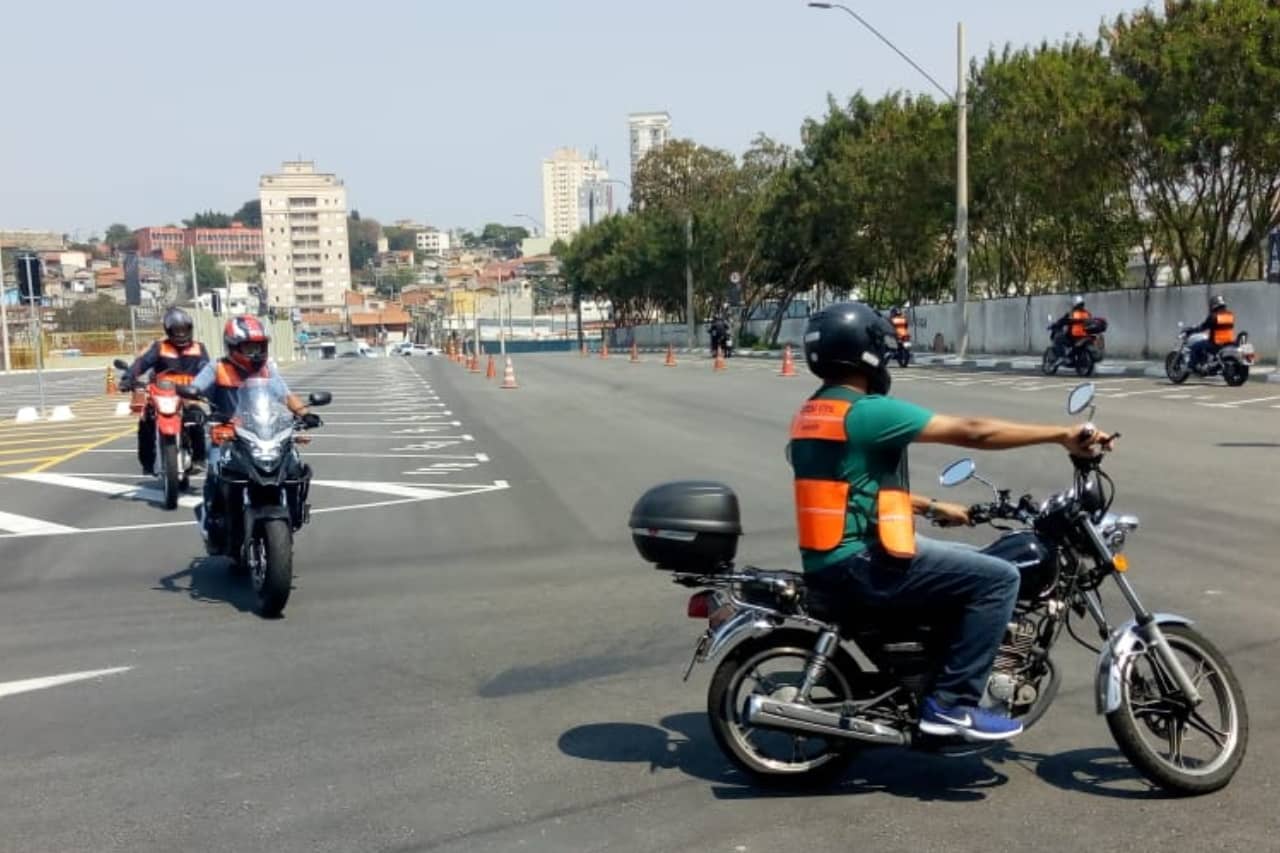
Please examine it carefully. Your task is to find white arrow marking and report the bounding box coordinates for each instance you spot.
[9,472,201,508]
[403,462,480,475]
[0,510,79,535]
[0,666,132,700]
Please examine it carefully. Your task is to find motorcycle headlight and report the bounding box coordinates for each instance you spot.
[155,396,180,415]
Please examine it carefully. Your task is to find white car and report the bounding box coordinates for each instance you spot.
[400,343,440,357]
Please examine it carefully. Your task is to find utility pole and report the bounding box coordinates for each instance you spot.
[685,210,694,350]
[955,21,970,357]
[0,243,11,372]
[189,247,201,304]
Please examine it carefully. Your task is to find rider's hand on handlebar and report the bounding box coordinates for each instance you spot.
[300,412,323,429]
[929,500,971,527]
[1062,424,1116,457]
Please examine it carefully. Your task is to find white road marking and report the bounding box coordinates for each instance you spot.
[0,510,79,535]
[0,666,132,700]
[1198,395,1280,409]
[403,463,480,475]
[1105,388,1179,399]
[1162,394,1191,400]
[8,472,201,508]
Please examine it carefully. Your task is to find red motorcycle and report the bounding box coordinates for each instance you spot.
[115,359,204,510]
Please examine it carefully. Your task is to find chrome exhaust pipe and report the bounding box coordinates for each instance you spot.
[744,695,907,746]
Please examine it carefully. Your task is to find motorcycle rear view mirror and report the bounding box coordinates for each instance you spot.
[1067,382,1096,416]
[307,391,332,407]
[112,358,129,370]
[939,458,976,488]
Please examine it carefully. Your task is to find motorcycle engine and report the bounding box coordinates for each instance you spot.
[982,615,1043,711]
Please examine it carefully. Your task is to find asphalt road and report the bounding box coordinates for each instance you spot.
[0,352,1277,852]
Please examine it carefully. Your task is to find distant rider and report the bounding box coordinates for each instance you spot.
[1049,295,1091,359]
[121,307,210,474]
[889,306,910,344]
[1184,295,1235,370]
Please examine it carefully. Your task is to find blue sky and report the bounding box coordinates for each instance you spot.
[0,0,1149,237]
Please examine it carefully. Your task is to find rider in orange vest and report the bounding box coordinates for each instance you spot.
[187,315,319,552]
[791,302,1114,741]
[889,306,910,343]
[121,307,210,473]
[1049,295,1091,357]
[1186,295,1235,369]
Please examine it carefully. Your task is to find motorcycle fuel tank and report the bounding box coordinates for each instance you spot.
[981,530,1058,601]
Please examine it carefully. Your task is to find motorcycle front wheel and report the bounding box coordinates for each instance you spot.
[1041,348,1059,376]
[251,518,293,618]
[1074,352,1096,377]
[159,437,179,510]
[1165,351,1190,384]
[1105,624,1248,795]
[707,634,861,786]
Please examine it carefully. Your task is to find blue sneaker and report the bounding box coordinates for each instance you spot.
[919,695,1023,742]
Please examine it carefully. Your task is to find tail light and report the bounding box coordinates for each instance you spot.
[687,591,715,619]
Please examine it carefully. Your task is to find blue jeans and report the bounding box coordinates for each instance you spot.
[808,535,1019,707]
[1188,338,1214,369]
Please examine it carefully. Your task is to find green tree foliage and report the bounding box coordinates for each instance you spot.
[181,249,224,298]
[382,226,417,253]
[183,210,233,228]
[348,212,381,272]
[104,223,134,250]
[232,200,262,227]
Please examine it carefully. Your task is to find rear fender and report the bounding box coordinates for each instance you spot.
[699,607,778,666]
[1095,613,1193,714]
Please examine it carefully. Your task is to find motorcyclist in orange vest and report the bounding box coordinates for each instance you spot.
[187,315,319,552]
[1186,295,1235,370]
[792,302,1114,741]
[121,307,210,474]
[889,306,910,343]
[1049,295,1091,358]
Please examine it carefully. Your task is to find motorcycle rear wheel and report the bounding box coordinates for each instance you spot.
[160,437,179,510]
[1165,352,1190,384]
[1074,353,1096,377]
[1223,361,1249,387]
[252,518,293,618]
[896,348,910,368]
[707,633,861,786]
[1105,624,1247,795]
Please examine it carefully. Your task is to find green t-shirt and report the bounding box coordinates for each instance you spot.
[788,385,934,572]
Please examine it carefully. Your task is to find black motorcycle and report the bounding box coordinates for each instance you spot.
[1165,325,1253,387]
[631,383,1247,795]
[1042,315,1107,377]
[710,329,734,358]
[180,378,331,617]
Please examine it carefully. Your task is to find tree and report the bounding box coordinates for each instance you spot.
[232,199,262,227]
[53,294,132,332]
[1107,0,1280,283]
[347,212,381,272]
[181,249,224,299]
[104,223,134,250]
[383,226,417,253]
[183,210,233,228]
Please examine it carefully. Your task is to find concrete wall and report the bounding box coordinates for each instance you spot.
[611,317,809,349]
[911,281,1280,361]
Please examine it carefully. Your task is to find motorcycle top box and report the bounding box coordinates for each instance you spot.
[630,481,741,572]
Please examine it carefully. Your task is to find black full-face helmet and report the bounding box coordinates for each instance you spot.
[163,306,193,347]
[802,301,897,394]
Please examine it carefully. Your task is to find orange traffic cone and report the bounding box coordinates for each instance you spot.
[714,347,727,371]
[664,343,676,367]
[600,340,609,359]
[779,344,797,377]
[500,357,519,389]
[485,354,497,379]
[629,341,640,363]
[469,345,482,373]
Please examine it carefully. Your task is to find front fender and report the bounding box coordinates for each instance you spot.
[1095,613,1194,714]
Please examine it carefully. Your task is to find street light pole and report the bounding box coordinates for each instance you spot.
[807,2,968,355]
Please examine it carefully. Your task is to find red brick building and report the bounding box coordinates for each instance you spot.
[135,227,185,259]
[184,222,263,263]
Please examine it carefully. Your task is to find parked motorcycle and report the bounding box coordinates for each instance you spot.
[1165,324,1253,387]
[630,383,1246,795]
[1042,315,1107,377]
[114,358,204,510]
[179,378,331,618]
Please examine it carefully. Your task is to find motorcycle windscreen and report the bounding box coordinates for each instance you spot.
[234,377,294,448]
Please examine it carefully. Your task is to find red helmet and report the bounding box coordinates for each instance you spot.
[223,315,271,371]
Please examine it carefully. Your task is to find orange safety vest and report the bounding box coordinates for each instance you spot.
[789,396,916,559]
[891,315,909,342]
[1210,311,1235,346]
[156,340,205,386]
[214,360,269,388]
[1069,309,1091,339]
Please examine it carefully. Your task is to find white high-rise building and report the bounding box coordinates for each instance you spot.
[415,229,451,256]
[541,147,609,242]
[259,161,352,310]
[628,111,671,180]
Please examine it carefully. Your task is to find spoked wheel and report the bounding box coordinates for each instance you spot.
[1105,624,1248,795]
[707,636,861,786]
[1041,348,1059,376]
[1165,352,1190,384]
